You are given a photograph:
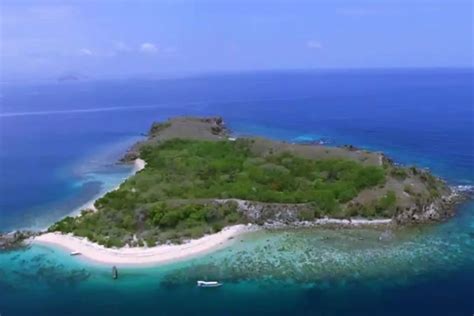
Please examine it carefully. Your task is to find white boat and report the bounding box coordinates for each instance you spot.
[70,251,81,256]
[197,280,222,287]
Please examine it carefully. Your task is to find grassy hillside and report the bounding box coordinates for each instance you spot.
[50,138,388,247]
[135,139,385,204]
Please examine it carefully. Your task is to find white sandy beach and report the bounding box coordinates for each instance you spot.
[33,216,391,266]
[37,163,391,267]
[34,224,251,266]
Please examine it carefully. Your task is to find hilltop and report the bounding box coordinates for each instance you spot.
[48,117,458,248]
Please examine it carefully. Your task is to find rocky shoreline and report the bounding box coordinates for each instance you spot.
[121,116,229,162]
[217,184,469,227]
[394,186,467,224]
[119,116,465,227]
[1,185,470,252]
[3,116,471,251]
[0,231,37,251]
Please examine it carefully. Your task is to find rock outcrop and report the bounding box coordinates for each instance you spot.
[121,116,229,162]
[0,231,36,251]
[120,116,465,226]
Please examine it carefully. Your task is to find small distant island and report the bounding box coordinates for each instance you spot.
[45,116,458,250]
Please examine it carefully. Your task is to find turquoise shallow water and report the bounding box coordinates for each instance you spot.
[1,201,473,315]
[0,69,473,315]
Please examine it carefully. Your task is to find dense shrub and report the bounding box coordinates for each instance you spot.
[50,139,388,247]
[298,209,315,221]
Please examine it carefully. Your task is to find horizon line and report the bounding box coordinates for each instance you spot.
[1,66,473,85]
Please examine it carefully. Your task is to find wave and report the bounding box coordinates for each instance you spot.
[454,185,474,193]
[0,103,201,118]
[0,96,314,118]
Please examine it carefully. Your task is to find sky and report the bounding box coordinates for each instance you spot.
[0,0,472,80]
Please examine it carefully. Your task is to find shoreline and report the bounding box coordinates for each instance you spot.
[0,159,146,234]
[32,216,394,266]
[262,217,393,230]
[71,158,146,215]
[33,224,252,266]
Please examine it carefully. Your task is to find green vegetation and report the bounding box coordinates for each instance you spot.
[134,139,385,204]
[390,167,408,179]
[419,171,442,199]
[297,208,316,221]
[149,121,171,136]
[404,184,414,195]
[50,138,388,247]
[49,200,243,247]
[347,191,397,218]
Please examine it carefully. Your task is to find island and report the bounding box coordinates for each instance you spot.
[34,116,461,261]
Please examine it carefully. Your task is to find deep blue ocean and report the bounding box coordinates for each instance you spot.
[0,69,473,315]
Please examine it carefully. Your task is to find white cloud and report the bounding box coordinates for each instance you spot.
[79,48,93,56]
[140,42,158,54]
[306,40,322,49]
